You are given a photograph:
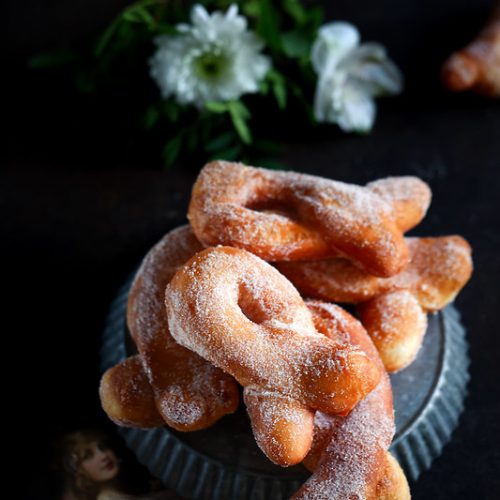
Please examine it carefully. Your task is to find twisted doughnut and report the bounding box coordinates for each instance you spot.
[101,294,409,495]
[243,298,388,468]
[441,1,500,97]
[188,161,431,277]
[164,245,381,464]
[100,226,239,431]
[277,235,472,372]
[166,246,381,416]
[293,301,410,499]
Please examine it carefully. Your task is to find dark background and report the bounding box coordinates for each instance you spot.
[3,1,500,498]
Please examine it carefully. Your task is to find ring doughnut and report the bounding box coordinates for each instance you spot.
[188,161,431,277]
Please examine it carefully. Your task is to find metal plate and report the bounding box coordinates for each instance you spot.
[101,276,469,498]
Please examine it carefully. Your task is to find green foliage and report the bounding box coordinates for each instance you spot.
[29,0,326,169]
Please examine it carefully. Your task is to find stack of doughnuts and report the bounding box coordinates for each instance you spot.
[100,161,473,499]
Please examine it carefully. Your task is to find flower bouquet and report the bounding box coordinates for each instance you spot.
[30,0,403,168]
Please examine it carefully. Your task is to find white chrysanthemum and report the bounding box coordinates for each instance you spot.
[149,4,271,107]
[312,22,403,132]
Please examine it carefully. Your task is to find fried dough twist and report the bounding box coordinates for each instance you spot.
[277,236,473,372]
[99,226,239,431]
[442,1,500,97]
[188,161,431,277]
[165,246,381,464]
[293,301,410,499]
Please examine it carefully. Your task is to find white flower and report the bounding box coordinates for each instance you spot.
[149,4,271,107]
[311,22,403,133]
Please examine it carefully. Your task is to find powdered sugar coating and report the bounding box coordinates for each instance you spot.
[188,161,432,276]
[367,176,432,232]
[277,235,473,311]
[293,302,396,500]
[126,225,239,431]
[166,246,381,415]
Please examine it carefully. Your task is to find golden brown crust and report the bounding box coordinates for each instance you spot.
[99,355,164,429]
[358,290,428,373]
[376,452,412,500]
[244,388,315,467]
[188,162,431,277]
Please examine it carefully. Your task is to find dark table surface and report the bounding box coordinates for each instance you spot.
[3,1,500,499]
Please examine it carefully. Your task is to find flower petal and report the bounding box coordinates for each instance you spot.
[313,70,346,122]
[340,43,403,96]
[311,22,360,74]
[150,4,270,107]
[336,82,376,132]
[191,4,210,26]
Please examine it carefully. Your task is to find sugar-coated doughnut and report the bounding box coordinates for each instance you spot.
[101,226,239,431]
[376,452,412,500]
[276,235,472,310]
[188,161,431,277]
[277,235,472,372]
[293,302,410,499]
[165,246,381,416]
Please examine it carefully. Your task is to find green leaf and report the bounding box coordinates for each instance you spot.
[281,31,310,59]
[142,106,160,129]
[123,6,156,28]
[228,101,252,144]
[282,0,307,26]
[231,100,251,120]
[305,7,324,31]
[27,49,76,69]
[257,0,282,52]
[94,0,161,56]
[163,134,183,168]
[205,101,229,113]
[205,131,236,153]
[94,18,120,57]
[242,0,260,18]
[267,70,287,109]
[258,79,270,94]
